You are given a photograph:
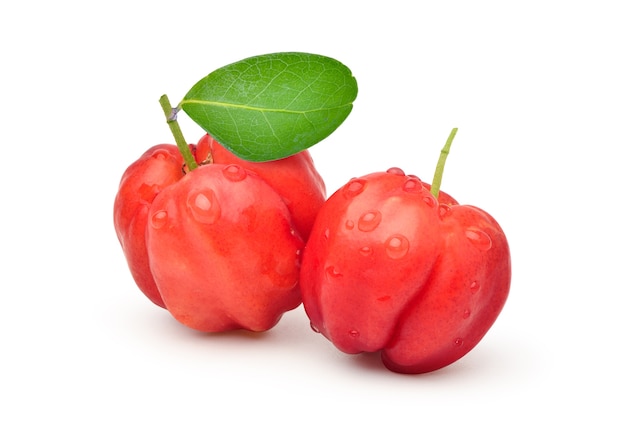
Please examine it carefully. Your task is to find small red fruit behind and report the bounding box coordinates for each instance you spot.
[195,134,326,240]
[299,129,511,373]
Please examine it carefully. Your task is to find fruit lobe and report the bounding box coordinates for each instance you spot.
[300,167,511,373]
[113,145,184,307]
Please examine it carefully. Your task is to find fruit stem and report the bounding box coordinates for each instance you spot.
[430,128,458,199]
[159,94,198,171]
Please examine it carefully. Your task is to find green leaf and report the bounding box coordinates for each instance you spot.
[179,52,358,161]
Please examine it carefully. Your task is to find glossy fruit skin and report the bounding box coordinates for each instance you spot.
[113,135,326,331]
[300,167,511,373]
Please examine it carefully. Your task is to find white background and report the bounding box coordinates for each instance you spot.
[2,1,624,427]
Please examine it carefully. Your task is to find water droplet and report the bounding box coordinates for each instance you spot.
[377,295,391,302]
[325,266,343,279]
[310,322,320,333]
[187,189,221,224]
[465,228,492,250]
[324,228,330,240]
[463,309,471,319]
[423,195,437,208]
[385,234,410,259]
[469,281,480,294]
[358,210,382,232]
[438,204,452,218]
[343,179,366,198]
[402,177,424,193]
[151,148,170,161]
[345,220,355,230]
[359,246,373,257]
[454,338,464,347]
[150,210,168,229]
[349,329,360,338]
[222,164,247,182]
[386,167,405,176]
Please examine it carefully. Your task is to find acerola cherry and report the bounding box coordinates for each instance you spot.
[299,129,511,373]
[113,134,326,331]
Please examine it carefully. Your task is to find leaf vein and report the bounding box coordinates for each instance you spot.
[180,99,352,114]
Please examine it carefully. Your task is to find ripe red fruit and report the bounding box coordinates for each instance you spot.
[113,134,326,331]
[299,134,511,374]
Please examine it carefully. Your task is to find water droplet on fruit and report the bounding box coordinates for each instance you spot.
[386,167,405,176]
[359,246,373,257]
[349,329,360,338]
[151,148,170,160]
[325,266,343,280]
[222,164,247,182]
[454,338,464,347]
[438,204,452,218]
[463,309,471,319]
[310,322,320,333]
[402,177,424,193]
[345,220,355,230]
[150,210,168,229]
[324,228,330,240]
[343,179,366,198]
[469,281,480,294]
[187,189,221,224]
[423,195,436,208]
[358,210,382,232]
[377,295,391,302]
[385,234,410,259]
[465,228,492,250]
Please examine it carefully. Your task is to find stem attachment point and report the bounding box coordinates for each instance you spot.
[167,106,180,123]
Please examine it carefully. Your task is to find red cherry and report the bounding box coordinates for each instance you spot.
[114,135,326,330]
[300,130,511,373]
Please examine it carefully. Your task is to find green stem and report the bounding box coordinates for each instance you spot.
[159,94,198,171]
[430,127,458,199]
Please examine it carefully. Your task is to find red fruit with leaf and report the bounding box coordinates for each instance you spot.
[113,52,355,332]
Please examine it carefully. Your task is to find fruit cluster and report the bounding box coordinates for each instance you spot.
[113,53,511,374]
